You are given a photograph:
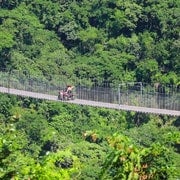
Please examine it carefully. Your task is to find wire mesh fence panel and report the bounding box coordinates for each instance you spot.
[118,82,180,111]
[0,71,10,88]
[76,84,118,103]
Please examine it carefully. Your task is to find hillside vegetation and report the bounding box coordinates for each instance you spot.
[0,0,179,84]
[0,94,180,179]
[0,0,180,179]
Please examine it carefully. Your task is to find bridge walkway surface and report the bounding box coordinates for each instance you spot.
[0,86,180,116]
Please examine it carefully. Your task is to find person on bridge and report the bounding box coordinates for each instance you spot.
[65,85,74,95]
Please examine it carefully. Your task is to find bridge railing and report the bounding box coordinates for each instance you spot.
[118,82,180,110]
[0,70,179,111]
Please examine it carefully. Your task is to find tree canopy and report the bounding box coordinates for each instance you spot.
[0,0,179,84]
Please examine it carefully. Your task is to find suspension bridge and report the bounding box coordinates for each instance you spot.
[0,70,179,116]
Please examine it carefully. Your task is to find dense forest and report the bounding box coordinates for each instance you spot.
[0,94,180,179]
[0,0,179,84]
[0,0,180,179]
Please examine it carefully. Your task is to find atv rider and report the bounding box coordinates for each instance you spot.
[65,85,74,97]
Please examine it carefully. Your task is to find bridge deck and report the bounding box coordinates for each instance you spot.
[0,86,179,116]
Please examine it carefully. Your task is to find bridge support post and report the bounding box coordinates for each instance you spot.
[118,84,121,105]
[140,82,143,104]
[8,70,11,94]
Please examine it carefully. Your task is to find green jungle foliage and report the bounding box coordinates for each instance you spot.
[0,0,179,84]
[0,94,180,179]
[0,0,180,179]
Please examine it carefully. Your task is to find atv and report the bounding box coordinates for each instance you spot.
[58,90,75,101]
